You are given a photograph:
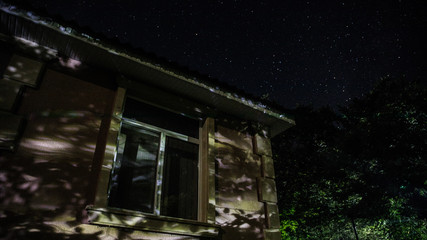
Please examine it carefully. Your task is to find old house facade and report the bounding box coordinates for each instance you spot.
[0,5,294,240]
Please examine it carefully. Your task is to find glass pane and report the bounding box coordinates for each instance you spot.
[123,98,200,138]
[108,123,159,213]
[0,112,23,150]
[161,137,199,220]
[0,79,22,111]
[4,55,44,87]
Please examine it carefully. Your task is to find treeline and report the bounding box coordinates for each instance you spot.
[273,78,427,239]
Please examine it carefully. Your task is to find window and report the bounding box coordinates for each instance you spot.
[88,90,219,237]
[0,54,43,150]
[107,97,200,220]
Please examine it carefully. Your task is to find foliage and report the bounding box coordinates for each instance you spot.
[273,78,427,239]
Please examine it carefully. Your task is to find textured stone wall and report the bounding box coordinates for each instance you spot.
[254,133,281,240]
[214,123,281,240]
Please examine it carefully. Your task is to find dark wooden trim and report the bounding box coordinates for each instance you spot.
[87,207,220,238]
[93,87,126,207]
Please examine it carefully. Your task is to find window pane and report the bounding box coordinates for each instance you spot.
[123,98,199,138]
[108,124,159,213]
[161,137,199,220]
[0,79,22,111]
[0,112,23,150]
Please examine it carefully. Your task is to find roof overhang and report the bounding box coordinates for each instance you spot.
[0,5,295,136]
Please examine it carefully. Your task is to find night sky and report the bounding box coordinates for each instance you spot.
[13,0,427,109]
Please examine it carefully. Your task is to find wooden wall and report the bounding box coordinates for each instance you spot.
[1,48,281,240]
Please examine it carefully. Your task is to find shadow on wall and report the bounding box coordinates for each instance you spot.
[0,58,211,240]
[215,143,261,208]
[0,37,272,238]
[214,125,265,240]
[0,65,117,239]
[215,207,265,240]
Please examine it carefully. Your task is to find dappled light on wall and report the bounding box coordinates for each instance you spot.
[0,7,287,238]
[58,57,82,70]
[21,137,73,153]
[0,65,116,239]
[213,123,269,239]
[215,207,264,239]
[3,54,43,87]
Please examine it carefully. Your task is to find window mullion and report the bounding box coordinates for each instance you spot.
[153,132,166,215]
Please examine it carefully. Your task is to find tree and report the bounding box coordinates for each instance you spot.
[273,78,427,239]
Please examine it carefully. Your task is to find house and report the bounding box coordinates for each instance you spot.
[0,4,295,240]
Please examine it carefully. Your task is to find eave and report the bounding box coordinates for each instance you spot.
[0,5,295,136]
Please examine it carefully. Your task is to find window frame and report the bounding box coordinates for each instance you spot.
[88,87,219,237]
[109,117,200,218]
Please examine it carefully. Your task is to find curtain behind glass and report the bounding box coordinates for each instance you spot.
[108,124,159,213]
[161,137,199,220]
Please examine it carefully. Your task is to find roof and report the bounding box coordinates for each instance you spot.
[0,3,295,136]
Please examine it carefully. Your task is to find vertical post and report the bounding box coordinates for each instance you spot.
[198,117,216,223]
[93,87,126,208]
[154,132,166,215]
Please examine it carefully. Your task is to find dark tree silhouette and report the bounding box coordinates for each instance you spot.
[273,78,427,239]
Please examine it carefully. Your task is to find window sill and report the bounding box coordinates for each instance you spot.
[86,206,220,238]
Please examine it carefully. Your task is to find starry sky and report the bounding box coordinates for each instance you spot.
[11,0,427,109]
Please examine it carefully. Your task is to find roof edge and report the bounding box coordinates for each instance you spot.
[0,3,296,130]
